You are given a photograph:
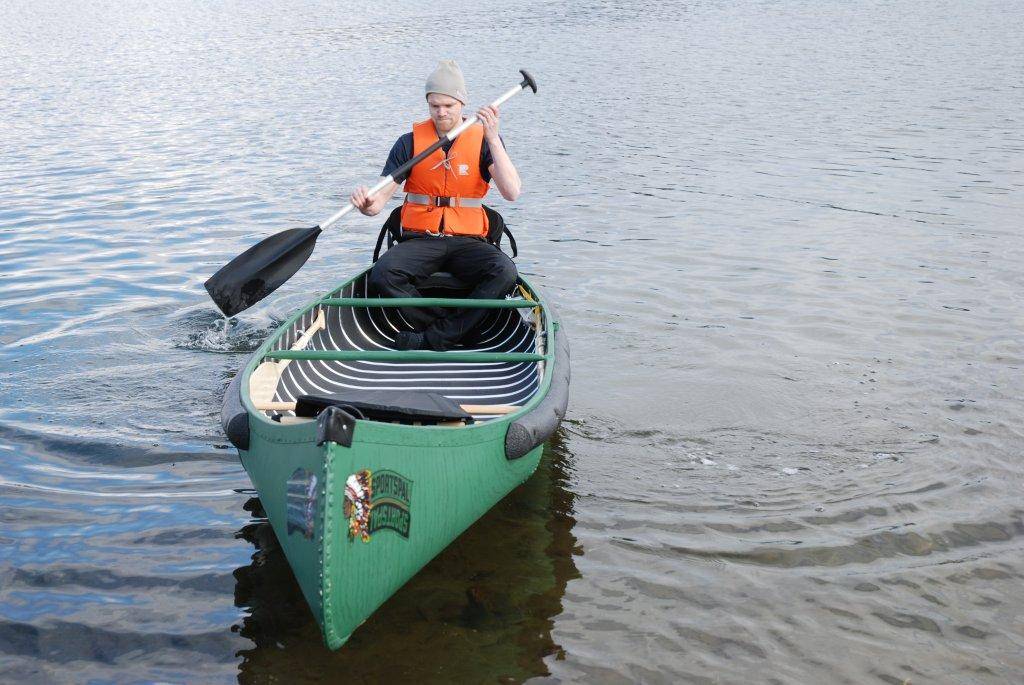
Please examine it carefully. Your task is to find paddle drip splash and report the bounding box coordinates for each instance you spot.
[174,310,279,353]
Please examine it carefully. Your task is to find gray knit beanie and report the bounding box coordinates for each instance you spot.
[425,59,468,105]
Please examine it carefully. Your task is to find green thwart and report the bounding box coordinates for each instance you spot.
[220,267,570,649]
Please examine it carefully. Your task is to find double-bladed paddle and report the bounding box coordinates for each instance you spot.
[204,69,538,317]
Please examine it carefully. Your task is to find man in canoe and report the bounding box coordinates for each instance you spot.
[350,59,522,351]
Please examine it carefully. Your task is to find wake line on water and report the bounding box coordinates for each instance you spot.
[0,477,238,499]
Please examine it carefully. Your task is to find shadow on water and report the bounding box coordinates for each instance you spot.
[231,432,579,684]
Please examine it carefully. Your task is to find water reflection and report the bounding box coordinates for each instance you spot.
[232,433,579,683]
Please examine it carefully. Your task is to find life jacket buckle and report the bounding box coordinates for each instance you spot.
[434,196,452,208]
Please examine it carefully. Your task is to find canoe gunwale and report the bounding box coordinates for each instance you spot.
[221,367,250,451]
[505,318,570,460]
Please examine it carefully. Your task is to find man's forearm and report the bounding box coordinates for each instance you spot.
[486,137,521,201]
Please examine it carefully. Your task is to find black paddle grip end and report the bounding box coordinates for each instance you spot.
[519,69,537,94]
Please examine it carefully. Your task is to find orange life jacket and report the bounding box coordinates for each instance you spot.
[400,119,490,238]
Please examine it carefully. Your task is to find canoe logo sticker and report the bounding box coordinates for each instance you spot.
[344,470,373,542]
[344,469,412,542]
[286,468,319,540]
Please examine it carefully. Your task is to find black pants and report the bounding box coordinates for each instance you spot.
[367,234,518,350]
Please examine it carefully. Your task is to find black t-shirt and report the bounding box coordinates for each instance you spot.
[381,131,504,183]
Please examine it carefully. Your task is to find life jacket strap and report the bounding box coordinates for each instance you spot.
[405,193,484,208]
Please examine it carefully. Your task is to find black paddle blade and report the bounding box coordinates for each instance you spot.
[204,225,322,317]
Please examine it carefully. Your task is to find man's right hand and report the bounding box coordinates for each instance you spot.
[351,186,378,216]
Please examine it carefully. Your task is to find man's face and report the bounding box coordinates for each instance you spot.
[427,93,463,133]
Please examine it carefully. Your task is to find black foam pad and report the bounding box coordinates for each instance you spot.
[294,390,474,424]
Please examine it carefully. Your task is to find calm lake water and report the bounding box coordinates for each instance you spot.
[2,0,1023,682]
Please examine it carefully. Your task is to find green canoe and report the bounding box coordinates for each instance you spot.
[221,266,570,649]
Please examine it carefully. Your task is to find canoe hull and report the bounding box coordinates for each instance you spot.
[241,416,543,648]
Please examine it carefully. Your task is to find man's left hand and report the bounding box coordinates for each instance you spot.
[477,105,500,140]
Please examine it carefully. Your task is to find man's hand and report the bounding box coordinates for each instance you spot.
[476,105,500,141]
[350,185,378,216]
[479,104,519,201]
[349,179,400,217]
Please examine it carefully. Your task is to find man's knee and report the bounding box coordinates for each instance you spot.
[368,260,402,295]
[492,253,518,291]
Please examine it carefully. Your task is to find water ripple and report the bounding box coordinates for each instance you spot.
[3,0,1023,682]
